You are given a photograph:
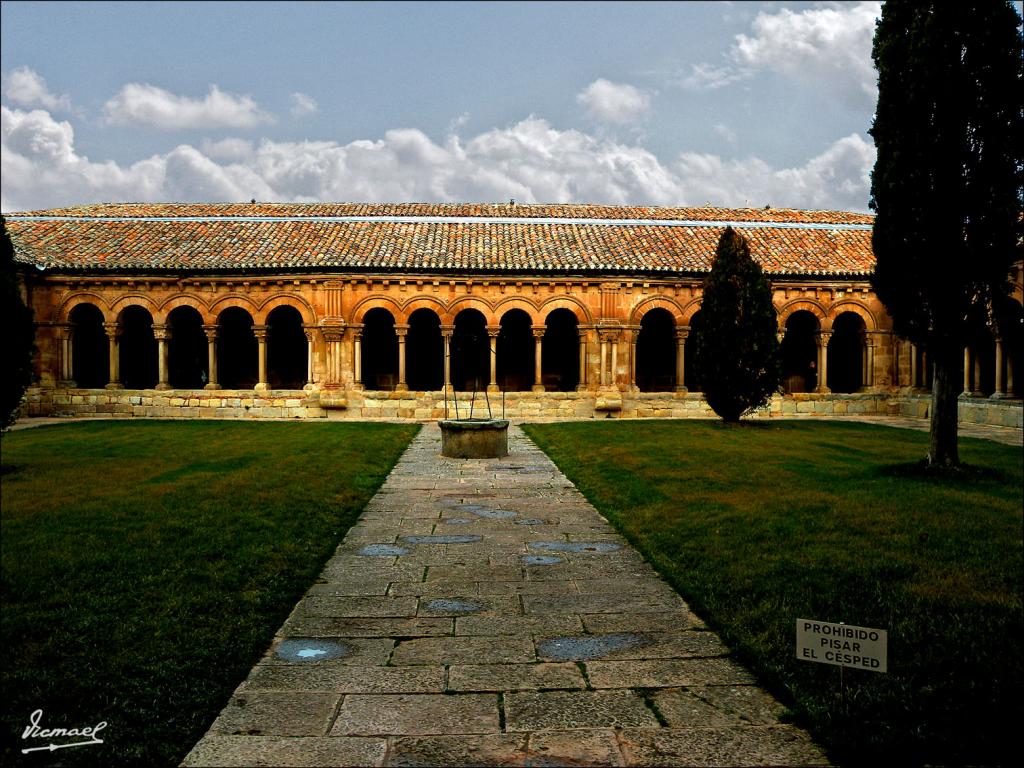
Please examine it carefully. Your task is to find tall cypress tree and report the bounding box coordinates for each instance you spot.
[870,0,1023,467]
[1,218,36,432]
[693,226,780,423]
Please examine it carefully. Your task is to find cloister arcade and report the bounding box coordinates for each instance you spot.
[52,288,1019,400]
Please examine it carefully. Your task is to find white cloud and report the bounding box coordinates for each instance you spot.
[576,79,652,125]
[1,106,874,213]
[712,123,737,145]
[1,66,74,112]
[289,92,318,118]
[680,1,881,109]
[102,83,273,130]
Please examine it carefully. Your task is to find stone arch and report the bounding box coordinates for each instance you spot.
[60,293,112,323]
[110,293,160,320]
[266,304,307,389]
[118,304,158,389]
[255,294,316,326]
[407,307,444,391]
[447,296,497,325]
[539,296,593,325]
[451,307,489,391]
[828,311,867,393]
[217,306,258,389]
[351,296,404,326]
[636,307,677,392]
[361,307,399,390]
[780,310,821,393]
[167,305,208,388]
[402,296,451,325]
[776,299,827,331]
[628,296,684,326]
[825,301,876,333]
[680,297,705,327]
[543,308,580,391]
[497,307,535,391]
[159,295,213,325]
[69,302,108,387]
[493,297,542,325]
[209,294,260,320]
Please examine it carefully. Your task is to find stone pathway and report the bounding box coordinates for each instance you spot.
[185,424,828,767]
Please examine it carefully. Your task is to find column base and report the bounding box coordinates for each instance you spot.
[989,391,1010,400]
[155,383,172,391]
[105,383,124,390]
[487,384,501,394]
[674,386,689,394]
[395,383,409,392]
[531,384,546,393]
[814,386,831,394]
[303,383,317,392]
[254,383,270,393]
[58,380,77,388]
[204,382,221,391]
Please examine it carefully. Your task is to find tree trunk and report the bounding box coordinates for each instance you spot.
[928,352,960,467]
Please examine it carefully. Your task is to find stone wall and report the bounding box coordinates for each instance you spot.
[20,386,1023,429]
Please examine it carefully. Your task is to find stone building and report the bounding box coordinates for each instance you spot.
[5,203,1022,425]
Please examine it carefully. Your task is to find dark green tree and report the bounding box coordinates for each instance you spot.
[870,0,1023,467]
[692,226,780,422]
[1,217,36,432]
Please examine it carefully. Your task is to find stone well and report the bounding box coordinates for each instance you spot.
[439,418,509,459]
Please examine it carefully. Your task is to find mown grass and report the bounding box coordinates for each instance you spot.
[1,420,418,766]
[522,420,1023,766]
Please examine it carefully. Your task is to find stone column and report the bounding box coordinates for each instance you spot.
[610,333,619,389]
[972,351,983,396]
[441,326,454,394]
[815,331,831,393]
[577,329,588,391]
[253,325,269,392]
[627,327,639,392]
[675,328,689,393]
[963,347,972,395]
[395,324,409,392]
[301,326,315,390]
[352,329,363,388]
[59,325,76,386]
[487,325,500,393]
[153,324,171,390]
[991,338,1006,399]
[861,333,875,390]
[910,342,918,389]
[203,325,220,390]
[532,326,545,393]
[599,334,609,386]
[104,322,122,389]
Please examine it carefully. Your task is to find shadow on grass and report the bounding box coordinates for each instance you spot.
[877,460,1011,484]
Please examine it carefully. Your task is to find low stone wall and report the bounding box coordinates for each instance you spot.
[19,386,1023,429]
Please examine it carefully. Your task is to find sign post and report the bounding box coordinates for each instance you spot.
[796,619,887,673]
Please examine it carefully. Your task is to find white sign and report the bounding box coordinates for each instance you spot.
[796,619,887,673]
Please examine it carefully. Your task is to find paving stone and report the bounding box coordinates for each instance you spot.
[505,690,660,731]
[689,685,790,725]
[455,615,584,637]
[281,616,453,638]
[183,735,387,767]
[386,734,528,767]
[240,664,445,694]
[331,694,500,736]
[617,725,830,767]
[525,729,625,767]
[448,663,586,692]
[208,692,340,736]
[191,424,825,767]
[581,611,706,633]
[298,595,419,618]
[391,636,536,665]
[585,658,756,689]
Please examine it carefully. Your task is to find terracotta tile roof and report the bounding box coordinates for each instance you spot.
[4,203,876,277]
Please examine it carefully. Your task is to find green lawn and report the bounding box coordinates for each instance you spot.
[0,420,418,766]
[522,420,1023,767]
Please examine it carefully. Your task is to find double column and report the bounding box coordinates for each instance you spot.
[598,329,620,388]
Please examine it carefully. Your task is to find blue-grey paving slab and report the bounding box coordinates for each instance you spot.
[185,423,828,767]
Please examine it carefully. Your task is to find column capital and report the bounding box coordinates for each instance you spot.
[252,324,269,341]
[532,327,546,340]
[675,328,690,341]
[815,330,832,345]
[103,321,121,339]
[203,325,218,342]
[152,324,170,341]
[486,324,501,337]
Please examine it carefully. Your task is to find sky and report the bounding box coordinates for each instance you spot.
[1,1,891,213]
